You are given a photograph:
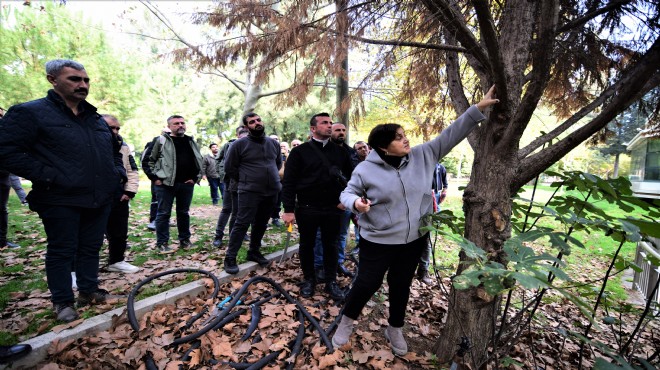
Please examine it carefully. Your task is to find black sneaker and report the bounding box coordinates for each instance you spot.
[179,239,193,248]
[0,343,32,364]
[246,250,269,266]
[77,289,110,307]
[157,243,174,254]
[212,238,223,248]
[54,303,79,322]
[224,257,239,274]
[300,279,315,298]
[325,281,346,301]
[271,218,282,227]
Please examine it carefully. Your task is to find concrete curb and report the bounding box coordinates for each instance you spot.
[2,245,299,369]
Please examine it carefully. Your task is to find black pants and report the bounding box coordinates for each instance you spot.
[225,191,276,259]
[106,197,129,265]
[149,181,158,222]
[214,181,235,239]
[296,206,341,283]
[0,177,9,246]
[342,235,426,327]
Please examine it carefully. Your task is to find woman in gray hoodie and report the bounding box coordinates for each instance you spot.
[332,85,499,355]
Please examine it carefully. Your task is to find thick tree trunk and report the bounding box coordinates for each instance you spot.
[435,139,516,366]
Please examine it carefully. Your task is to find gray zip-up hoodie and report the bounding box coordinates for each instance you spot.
[340,105,486,245]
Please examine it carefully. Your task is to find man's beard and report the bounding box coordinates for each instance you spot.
[248,125,264,136]
[332,137,345,144]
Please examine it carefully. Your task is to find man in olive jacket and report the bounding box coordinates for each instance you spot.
[0,59,125,323]
[147,115,203,253]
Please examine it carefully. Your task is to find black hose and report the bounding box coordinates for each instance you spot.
[127,268,221,332]
[285,310,306,370]
[126,268,220,370]
[241,304,261,341]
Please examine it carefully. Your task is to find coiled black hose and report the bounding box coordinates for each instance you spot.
[127,270,334,369]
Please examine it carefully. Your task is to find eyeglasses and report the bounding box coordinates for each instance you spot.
[109,126,120,131]
[67,76,90,83]
[248,118,262,125]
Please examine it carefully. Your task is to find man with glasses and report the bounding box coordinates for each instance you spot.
[102,114,140,273]
[148,115,203,253]
[0,59,126,323]
[222,113,282,274]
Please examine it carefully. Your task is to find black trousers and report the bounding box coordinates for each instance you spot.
[342,234,426,327]
[296,206,341,283]
[106,197,129,265]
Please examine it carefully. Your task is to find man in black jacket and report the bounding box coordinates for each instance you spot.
[0,59,125,323]
[281,113,353,300]
[223,113,282,274]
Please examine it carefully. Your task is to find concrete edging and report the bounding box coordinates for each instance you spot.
[3,245,299,369]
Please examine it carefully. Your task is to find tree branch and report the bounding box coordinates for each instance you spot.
[515,39,660,190]
[556,0,633,34]
[419,0,491,74]
[199,70,246,94]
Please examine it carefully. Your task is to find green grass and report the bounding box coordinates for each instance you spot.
[0,177,294,344]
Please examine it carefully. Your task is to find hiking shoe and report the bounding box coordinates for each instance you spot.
[271,218,282,227]
[212,238,223,248]
[246,250,269,266]
[384,326,408,356]
[224,257,239,274]
[157,243,174,254]
[107,261,140,273]
[54,303,79,322]
[77,289,111,307]
[419,271,433,286]
[325,281,345,301]
[179,239,193,248]
[300,279,315,298]
[147,222,156,231]
[331,315,355,348]
[3,241,20,249]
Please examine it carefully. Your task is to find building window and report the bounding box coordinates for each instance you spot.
[630,145,645,181]
[645,140,660,181]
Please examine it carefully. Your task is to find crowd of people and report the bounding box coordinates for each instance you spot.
[0,58,499,360]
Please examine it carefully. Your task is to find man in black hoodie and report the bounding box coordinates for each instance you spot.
[281,113,353,300]
[223,113,282,274]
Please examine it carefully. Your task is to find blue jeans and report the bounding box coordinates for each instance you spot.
[9,174,27,203]
[208,177,221,205]
[314,208,351,268]
[155,182,195,244]
[31,203,111,304]
[225,191,277,259]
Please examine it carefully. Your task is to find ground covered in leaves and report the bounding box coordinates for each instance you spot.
[2,196,657,369]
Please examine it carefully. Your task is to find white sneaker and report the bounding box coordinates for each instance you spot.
[71,272,77,289]
[107,261,141,273]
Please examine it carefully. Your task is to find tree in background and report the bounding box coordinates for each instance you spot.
[170,0,660,365]
[594,88,659,178]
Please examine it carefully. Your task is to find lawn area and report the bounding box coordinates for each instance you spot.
[0,178,295,345]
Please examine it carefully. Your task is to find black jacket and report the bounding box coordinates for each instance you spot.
[0,90,124,208]
[224,133,282,196]
[282,139,353,212]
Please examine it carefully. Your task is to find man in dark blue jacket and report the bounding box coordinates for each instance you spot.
[0,59,125,323]
[223,113,282,274]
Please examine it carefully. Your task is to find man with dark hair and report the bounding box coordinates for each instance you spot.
[0,59,126,323]
[223,113,281,274]
[281,113,353,300]
[353,141,369,162]
[141,127,171,230]
[102,114,140,273]
[147,115,203,253]
[202,143,222,205]
[213,126,249,247]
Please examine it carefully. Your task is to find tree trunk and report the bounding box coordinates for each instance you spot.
[435,138,516,366]
[612,152,620,178]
